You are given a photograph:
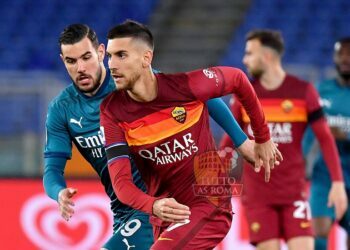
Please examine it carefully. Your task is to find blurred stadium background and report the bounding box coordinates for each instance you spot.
[0,0,349,249]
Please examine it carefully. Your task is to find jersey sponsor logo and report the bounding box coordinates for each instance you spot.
[70,117,83,128]
[327,115,350,132]
[171,107,186,123]
[99,126,106,145]
[281,99,294,113]
[75,131,105,158]
[203,68,219,86]
[138,133,198,165]
[248,122,292,144]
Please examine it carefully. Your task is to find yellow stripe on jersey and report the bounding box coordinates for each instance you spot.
[124,101,204,146]
[242,99,307,123]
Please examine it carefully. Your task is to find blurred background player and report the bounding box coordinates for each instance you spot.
[43,23,258,249]
[220,29,347,250]
[305,37,350,250]
[101,20,281,250]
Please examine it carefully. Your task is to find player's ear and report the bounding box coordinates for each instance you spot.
[142,50,153,68]
[262,48,272,63]
[97,43,105,62]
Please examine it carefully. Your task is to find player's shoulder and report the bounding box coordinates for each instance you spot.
[48,84,76,111]
[156,71,187,83]
[285,74,314,91]
[186,66,244,77]
[285,74,310,85]
[316,78,338,92]
[164,66,244,85]
[100,90,119,112]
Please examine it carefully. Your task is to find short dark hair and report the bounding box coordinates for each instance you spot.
[335,36,350,51]
[59,24,99,52]
[246,29,284,56]
[107,19,154,50]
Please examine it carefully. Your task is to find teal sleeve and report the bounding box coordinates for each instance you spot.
[207,98,247,147]
[43,102,71,201]
[44,102,72,159]
[302,125,316,156]
[43,157,67,201]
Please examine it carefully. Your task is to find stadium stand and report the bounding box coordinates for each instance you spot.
[221,0,350,70]
[0,0,159,71]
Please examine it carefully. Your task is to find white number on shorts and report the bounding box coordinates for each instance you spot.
[121,219,141,237]
[293,200,311,220]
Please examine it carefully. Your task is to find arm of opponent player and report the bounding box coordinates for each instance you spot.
[311,119,348,220]
[307,84,348,220]
[208,97,273,165]
[43,104,78,222]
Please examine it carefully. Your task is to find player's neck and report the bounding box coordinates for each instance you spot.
[260,64,286,90]
[127,68,157,102]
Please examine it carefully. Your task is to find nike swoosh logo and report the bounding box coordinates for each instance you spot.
[158,237,173,241]
[166,219,190,232]
[300,221,311,228]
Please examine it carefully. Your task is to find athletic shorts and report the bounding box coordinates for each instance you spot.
[310,182,350,234]
[244,199,313,245]
[150,203,232,250]
[103,211,153,250]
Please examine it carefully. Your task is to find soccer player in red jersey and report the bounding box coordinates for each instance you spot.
[220,29,348,250]
[100,20,282,249]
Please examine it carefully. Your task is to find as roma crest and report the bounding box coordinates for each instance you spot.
[171,107,186,123]
[281,99,294,113]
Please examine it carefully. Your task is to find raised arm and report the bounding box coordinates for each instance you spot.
[188,67,282,181]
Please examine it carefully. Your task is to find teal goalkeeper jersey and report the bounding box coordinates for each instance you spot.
[312,79,350,188]
[44,70,146,225]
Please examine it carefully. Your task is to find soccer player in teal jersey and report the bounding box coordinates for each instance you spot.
[43,24,254,249]
[305,37,350,250]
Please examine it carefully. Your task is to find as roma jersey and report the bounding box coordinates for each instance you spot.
[232,75,322,204]
[100,67,270,212]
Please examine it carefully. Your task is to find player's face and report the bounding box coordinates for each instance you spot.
[334,42,350,81]
[243,39,265,78]
[106,37,151,90]
[60,37,105,94]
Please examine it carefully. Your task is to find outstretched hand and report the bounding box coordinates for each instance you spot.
[153,198,191,223]
[254,139,283,182]
[58,187,78,221]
